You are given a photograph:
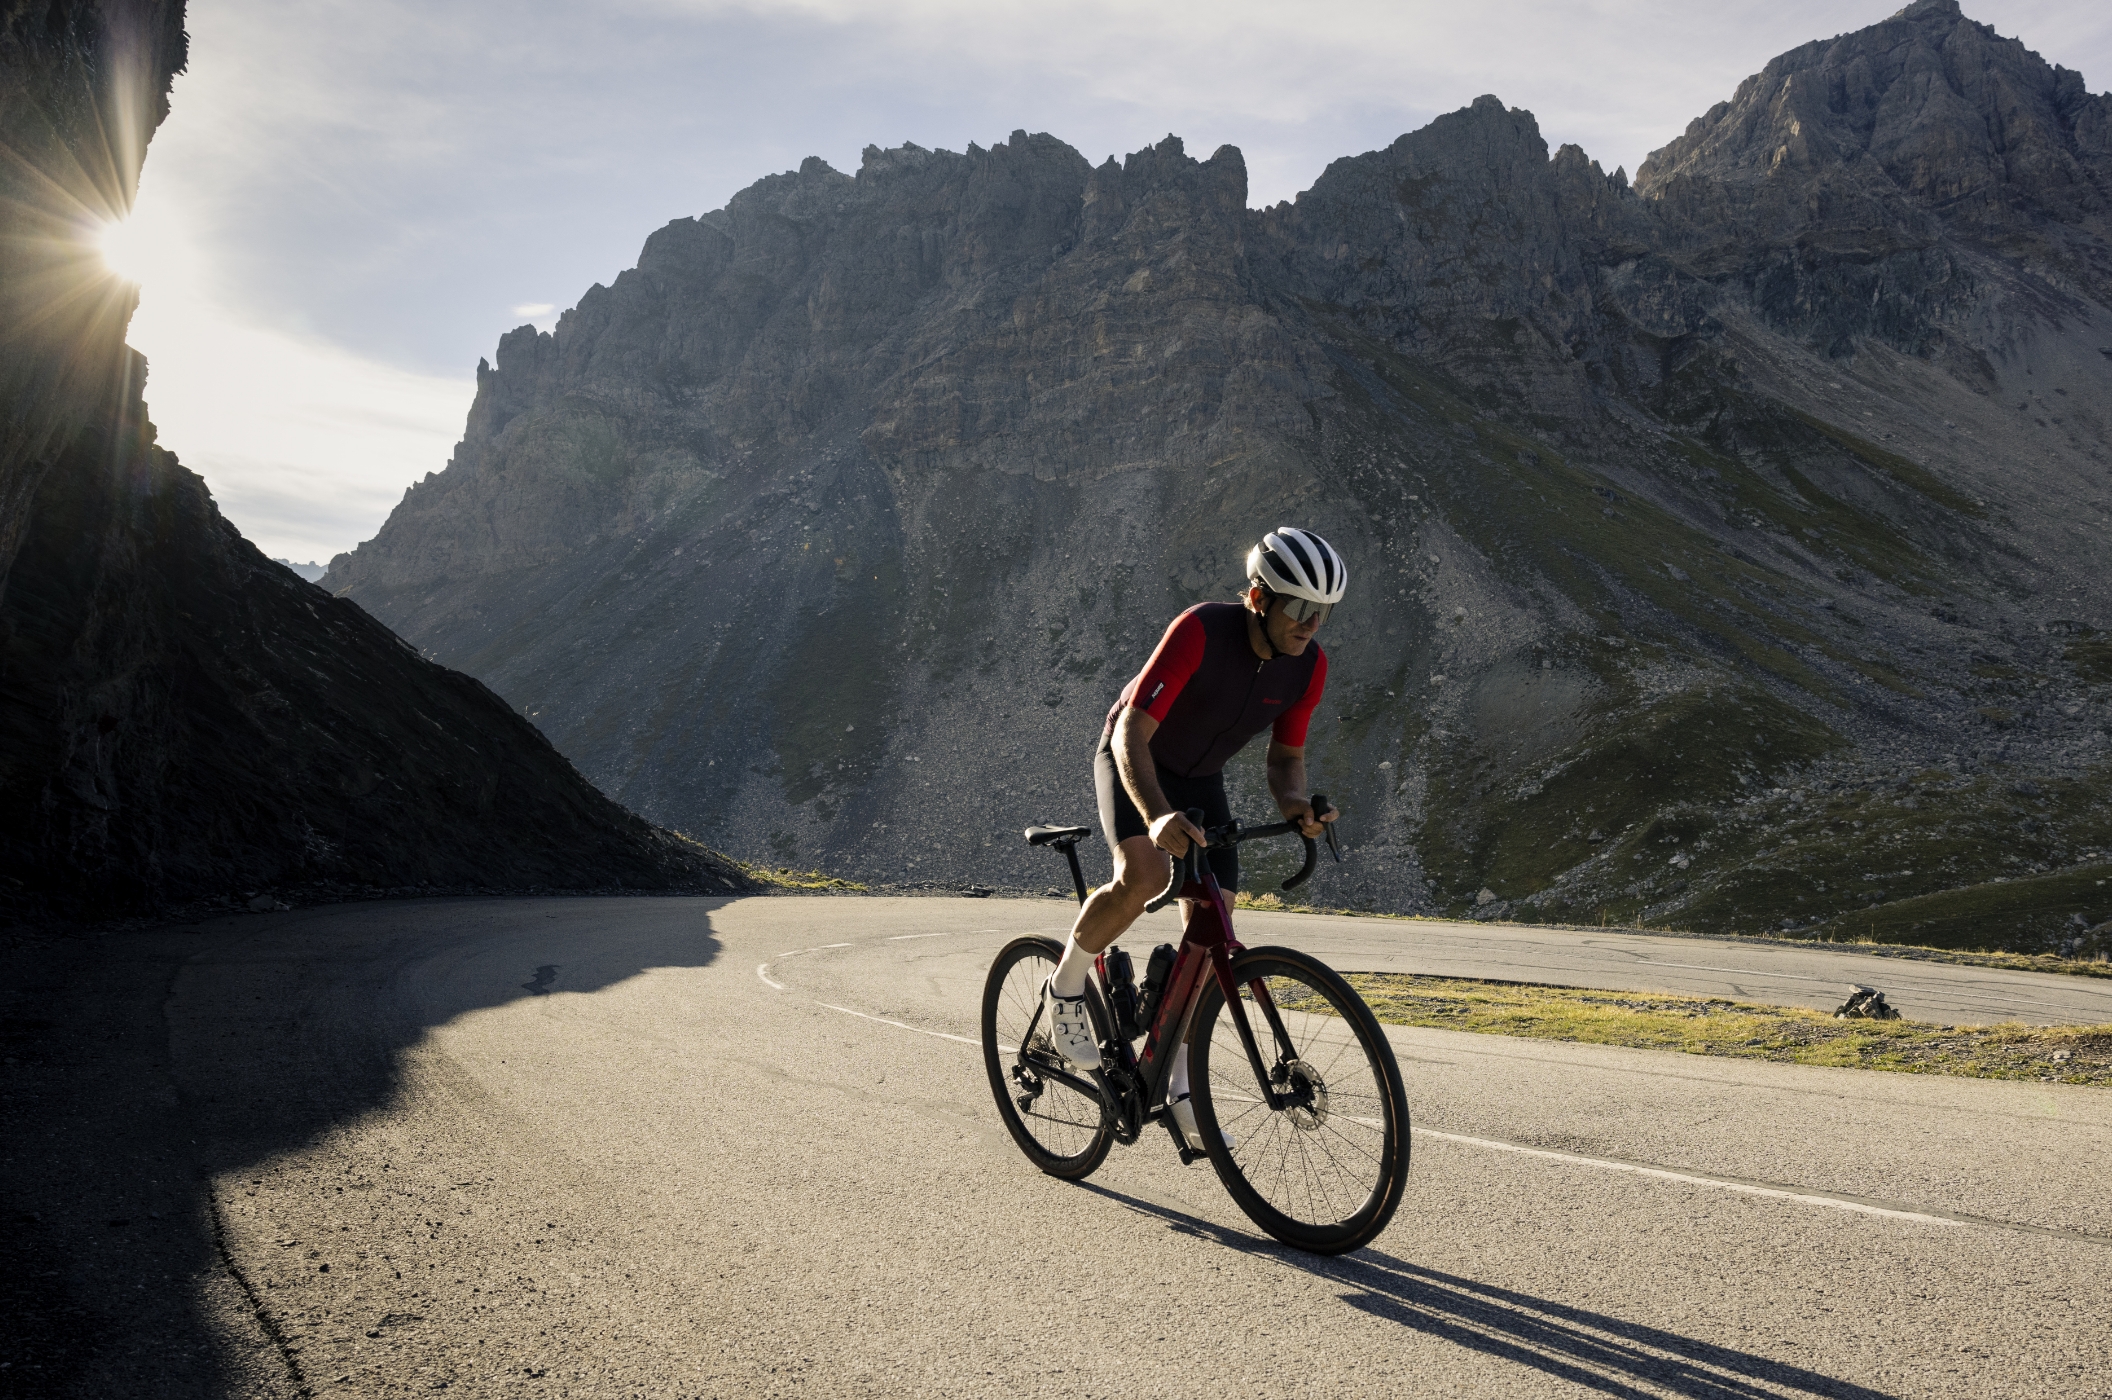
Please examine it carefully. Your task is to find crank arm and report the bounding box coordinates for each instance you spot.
[1013,1049,1112,1111]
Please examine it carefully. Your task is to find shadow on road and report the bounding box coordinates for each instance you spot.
[1077,1182,1890,1399]
[0,895,727,1399]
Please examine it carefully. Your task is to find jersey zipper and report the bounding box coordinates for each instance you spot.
[1191,655,1270,777]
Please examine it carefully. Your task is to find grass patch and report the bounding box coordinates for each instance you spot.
[739,862,868,892]
[1424,680,1841,918]
[2066,639,2112,685]
[1784,408,1986,519]
[1810,864,2112,951]
[1330,973,2112,1085]
[1663,769,2112,949]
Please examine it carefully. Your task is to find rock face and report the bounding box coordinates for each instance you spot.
[0,1,748,925]
[330,3,2112,950]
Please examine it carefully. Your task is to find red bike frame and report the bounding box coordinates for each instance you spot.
[1096,853,1291,1120]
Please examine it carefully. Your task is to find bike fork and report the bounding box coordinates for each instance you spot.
[1211,947,1286,1111]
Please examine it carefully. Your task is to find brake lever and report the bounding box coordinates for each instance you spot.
[1312,793,1342,863]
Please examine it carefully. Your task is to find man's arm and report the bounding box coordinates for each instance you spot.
[1114,707,1206,855]
[1266,741,1338,839]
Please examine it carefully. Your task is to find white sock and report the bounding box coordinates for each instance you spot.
[1167,1043,1190,1101]
[1051,937,1094,997]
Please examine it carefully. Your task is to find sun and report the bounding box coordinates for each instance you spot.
[94,215,158,285]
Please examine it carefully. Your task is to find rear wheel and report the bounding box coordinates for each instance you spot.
[1190,947,1410,1253]
[981,937,1114,1179]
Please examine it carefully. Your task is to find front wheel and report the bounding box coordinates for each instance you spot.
[1191,947,1410,1253]
[981,936,1114,1180]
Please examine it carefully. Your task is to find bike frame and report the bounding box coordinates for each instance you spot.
[1109,858,1297,1117]
[1017,835,1308,1143]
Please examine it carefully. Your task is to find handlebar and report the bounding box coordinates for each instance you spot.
[1142,795,1336,914]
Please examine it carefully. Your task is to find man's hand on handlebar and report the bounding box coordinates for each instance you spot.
[1148,809,1208,857]
[1282,798,1338,841]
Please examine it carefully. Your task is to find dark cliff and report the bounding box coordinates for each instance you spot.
[0,1,749,925]
[331,3,2112,952]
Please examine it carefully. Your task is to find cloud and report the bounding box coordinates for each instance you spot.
[512,302,556,317]
[121,175,470,563]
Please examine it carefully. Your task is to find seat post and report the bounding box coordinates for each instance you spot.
[1059,840,1089,906]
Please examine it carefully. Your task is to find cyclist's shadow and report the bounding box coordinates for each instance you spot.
[1077,1183,1889,1400]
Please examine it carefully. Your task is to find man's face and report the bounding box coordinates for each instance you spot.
[1250,586,1323,655]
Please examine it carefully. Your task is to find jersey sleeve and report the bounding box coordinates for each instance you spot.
[1271,646,1327,747]
[1125,609,1208,723]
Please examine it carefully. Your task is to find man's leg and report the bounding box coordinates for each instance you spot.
[1064,836,1165,971]
[1041,838,1166,1070]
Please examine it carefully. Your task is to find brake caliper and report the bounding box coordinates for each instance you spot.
[1270,1058,1329,1130]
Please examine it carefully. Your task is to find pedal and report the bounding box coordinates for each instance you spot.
[1157,1106,1202,1164]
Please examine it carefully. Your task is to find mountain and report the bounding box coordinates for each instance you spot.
[327,0,2112,953]
[0,1,750,925]
[272,558,328,582]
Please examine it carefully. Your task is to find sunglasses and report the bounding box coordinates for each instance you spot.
[1261,590,1332,626]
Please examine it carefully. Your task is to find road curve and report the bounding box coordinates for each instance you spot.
[1228,908,2112,1026]
[6,894,2109,1398]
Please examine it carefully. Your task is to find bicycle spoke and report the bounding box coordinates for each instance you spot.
[983,939,1112,1176]
[1195,956,1407,1248]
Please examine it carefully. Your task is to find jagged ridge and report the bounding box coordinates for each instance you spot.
[328,3,2112,950]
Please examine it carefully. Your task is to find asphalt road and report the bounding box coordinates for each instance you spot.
[6,896,2110,1399]
[1225,908,2112,1027]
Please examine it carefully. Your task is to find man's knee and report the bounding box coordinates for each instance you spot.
[1107,839,1168,912]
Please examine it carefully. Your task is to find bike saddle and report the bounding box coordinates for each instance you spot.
[1023,824,1091,846]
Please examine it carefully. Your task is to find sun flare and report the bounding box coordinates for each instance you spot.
[94,216,159,286]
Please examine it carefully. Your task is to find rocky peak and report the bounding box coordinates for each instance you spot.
[1635,1,2112,241]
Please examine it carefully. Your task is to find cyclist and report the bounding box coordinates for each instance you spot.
[1042,527,1345,1149]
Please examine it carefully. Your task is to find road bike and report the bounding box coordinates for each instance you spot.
[981,799,1411,1254]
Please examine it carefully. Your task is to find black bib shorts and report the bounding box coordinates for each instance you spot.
[1093,738,1239,892]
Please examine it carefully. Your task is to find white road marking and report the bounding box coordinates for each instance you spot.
[816,1002,982,1048]
[814,961,1983,1233]
[888,931,957,941]
[1413,1128,1964,1226]
[756,964,784,990]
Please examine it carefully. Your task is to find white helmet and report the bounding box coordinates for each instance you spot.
[1246,528,1347,605]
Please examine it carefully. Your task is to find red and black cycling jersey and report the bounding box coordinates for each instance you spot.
[1103,602,1327,778]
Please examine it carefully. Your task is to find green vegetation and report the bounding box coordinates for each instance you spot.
[1420,680,1840,921]
[1331,974,2112,1086]
[1784,408,1986,519]
[1254,315,2087,952]
[739,861,868,892]
[2066,637,2112,685]
[1659,769,2112,952]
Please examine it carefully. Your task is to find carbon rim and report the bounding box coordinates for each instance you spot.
[1197,959,1401,1238]
[987,942,1109,1166]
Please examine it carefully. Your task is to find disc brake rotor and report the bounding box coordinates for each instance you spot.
[1271,1058,1329,1130]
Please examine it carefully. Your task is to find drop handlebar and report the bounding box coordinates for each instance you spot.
[1142,795,1336,914]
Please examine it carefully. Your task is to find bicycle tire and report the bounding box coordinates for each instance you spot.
[981,936,1115,1180]
[1190,946,1410,1253]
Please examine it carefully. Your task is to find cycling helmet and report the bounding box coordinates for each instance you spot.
[1246,528,1347,604]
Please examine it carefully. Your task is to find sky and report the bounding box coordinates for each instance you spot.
[106,0,2112,565]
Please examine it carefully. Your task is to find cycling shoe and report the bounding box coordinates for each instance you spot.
[1041,978,1102,1071]
[1170,1092,1234,1153]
